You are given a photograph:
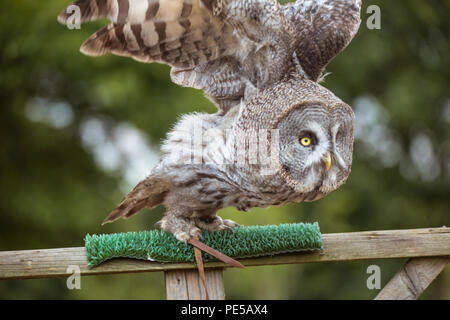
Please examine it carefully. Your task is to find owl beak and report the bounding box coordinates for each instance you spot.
[322,152,332,172]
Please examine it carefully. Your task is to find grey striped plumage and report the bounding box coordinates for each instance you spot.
[58,0,361,242]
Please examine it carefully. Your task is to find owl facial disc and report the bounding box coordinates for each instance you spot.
[273,102,354,197]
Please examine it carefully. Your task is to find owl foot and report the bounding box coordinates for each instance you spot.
[157,215,201,243]
[195,215,240,233]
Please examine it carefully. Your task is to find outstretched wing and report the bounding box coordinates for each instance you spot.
[58,0,236,65]
[58,0,295,113]
[102,175,172,224]
[282,0,362,82]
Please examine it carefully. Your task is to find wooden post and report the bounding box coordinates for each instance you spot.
[165,268,225,300]
[375,256,449,300]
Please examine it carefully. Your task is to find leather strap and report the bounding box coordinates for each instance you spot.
[188,237,246,269]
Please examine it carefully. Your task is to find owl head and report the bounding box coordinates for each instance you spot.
[237,79,354,200]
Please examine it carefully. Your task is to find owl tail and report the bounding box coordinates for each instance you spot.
[102,176,172,225]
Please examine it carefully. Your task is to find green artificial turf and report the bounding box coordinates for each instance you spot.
[85,222,322,268]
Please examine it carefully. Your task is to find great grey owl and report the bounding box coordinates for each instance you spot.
[58,0,361,242]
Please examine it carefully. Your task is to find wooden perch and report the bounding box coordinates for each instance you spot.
[1,227,449,280]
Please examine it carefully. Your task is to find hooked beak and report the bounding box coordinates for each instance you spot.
[322,152,332,172]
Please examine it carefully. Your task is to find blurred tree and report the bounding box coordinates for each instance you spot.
[0,0,448,299]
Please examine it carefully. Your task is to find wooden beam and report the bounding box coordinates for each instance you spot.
[375,257,449,300]
[165,268,225,300]
[0,227,449,280]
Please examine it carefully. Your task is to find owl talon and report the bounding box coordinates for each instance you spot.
[194,216,240,233]
[223,225,234,232]
[223,219,240,229]
[174,229,201,241]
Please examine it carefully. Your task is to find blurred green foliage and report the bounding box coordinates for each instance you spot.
[0,0,449,299]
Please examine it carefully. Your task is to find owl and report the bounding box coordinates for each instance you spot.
[58,0,361,242]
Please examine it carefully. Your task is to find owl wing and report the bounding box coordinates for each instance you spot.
[57,0,294,113]
[282,0,362,82]
[102,175,172,224]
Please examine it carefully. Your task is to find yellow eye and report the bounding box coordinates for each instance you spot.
[300,137,312,147]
